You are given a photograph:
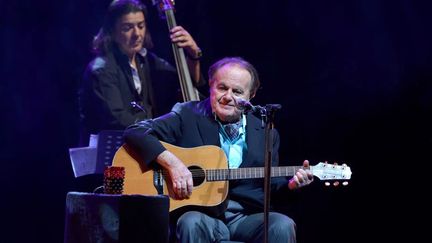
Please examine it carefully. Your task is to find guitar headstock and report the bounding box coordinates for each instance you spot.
[311,162,352,186]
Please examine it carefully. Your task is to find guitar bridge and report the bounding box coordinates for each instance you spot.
[153,169,164,195]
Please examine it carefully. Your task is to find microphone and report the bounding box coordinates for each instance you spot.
[235,98,263,113]
[130,101,145,112]
[236,98,282,113]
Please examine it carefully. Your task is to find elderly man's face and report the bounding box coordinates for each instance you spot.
[209,64,253,123]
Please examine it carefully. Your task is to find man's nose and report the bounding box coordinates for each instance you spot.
[222,90,234,101]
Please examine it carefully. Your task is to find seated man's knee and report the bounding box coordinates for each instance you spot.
[176,211,229,242]
[176,211,208,234]
[269,213,296,238]
[177,211,204,226]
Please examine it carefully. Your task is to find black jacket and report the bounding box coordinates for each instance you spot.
[79,46,181,143]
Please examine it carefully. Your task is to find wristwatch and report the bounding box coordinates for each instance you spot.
[186,48,202,60]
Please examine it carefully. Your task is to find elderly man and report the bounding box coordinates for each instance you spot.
[124,57,313,243]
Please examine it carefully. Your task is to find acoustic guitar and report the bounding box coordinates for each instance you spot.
[112,141,352,213]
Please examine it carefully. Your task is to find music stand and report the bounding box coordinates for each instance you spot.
[96,130,124,173]
[69,130,124,177]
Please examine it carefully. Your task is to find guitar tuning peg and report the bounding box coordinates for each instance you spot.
[333,181,340,187]
[342,181,349,186]
[324,182,331,186]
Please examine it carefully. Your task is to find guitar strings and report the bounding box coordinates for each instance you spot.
[160,169,208,178]
[158,167,286,178]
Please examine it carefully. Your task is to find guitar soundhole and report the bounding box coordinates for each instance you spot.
[189,165,205,186]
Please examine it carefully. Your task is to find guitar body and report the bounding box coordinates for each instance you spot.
[112,142,229,213]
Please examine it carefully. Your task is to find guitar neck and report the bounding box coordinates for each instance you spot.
[206,166,304,181]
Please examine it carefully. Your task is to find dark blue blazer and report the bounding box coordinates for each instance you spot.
[124,98,290,213]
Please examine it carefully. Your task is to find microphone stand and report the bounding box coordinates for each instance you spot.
[238,99,281,243]
[260,104,281,243]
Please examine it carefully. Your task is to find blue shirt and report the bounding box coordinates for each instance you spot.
[218,115,247,168]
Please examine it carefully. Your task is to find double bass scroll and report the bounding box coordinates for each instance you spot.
[153,0,200,102]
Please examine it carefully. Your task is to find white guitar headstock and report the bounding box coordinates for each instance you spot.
[311,162,352,186]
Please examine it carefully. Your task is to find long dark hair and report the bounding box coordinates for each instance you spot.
[92,0,154,55]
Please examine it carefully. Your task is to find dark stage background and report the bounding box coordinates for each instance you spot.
[1,0,431,242]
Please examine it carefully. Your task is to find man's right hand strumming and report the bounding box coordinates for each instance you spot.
[156,150,193,200]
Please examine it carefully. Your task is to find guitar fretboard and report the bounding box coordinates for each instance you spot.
[205,166,303,181]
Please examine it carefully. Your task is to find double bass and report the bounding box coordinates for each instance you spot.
[154,0,200,102]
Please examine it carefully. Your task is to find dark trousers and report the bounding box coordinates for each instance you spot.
[175,200,296,243]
